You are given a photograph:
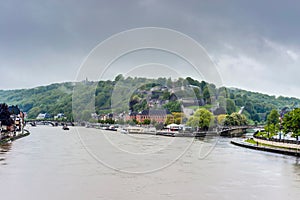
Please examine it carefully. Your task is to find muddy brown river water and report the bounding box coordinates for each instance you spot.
[0,126,299,200]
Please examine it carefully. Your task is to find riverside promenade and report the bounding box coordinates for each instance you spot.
[253,137,300,149]
[231,133,300,157]
[0,129,30,145]
[231,139,300,157]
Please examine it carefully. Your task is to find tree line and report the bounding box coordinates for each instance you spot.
[0,75,299,124]
[257,108,300,140]
[187,108,248,131]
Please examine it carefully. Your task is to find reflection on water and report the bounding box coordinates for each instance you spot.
[0,143,12,165]
[295,157,300,165]
[293,158,300,181]
[0,126,299,200]
[0,143,12,153]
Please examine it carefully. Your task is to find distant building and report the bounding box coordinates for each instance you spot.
[91,113,98,119]
[136,109,172,123]
[98,114,107,121]
[36,113,51,119]
[108,113,114,119]
[97,113,116,121]
[169,93,178,101]
[54,113,65,120]
[125,111,137,121]
[181,98,204,107]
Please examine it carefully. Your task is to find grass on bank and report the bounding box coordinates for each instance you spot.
[255,131,277,139]
[245,138,300,151]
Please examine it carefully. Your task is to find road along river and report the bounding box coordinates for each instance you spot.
[0,126,300,200]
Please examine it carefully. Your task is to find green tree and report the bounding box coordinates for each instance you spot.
[265,109,280,136]
[162,91,171,100]
[163,101,181,112]
[231,112,247,125]
[193,88,202,100]
[172,112,185,124]
[127,119,137,126]
[114,74,124,82]
[264,124,279,137]
[105,118,115,124]
[187,108,214,130]
[218,87,228,98]
[165,114,174,125]
[203,86,211,104]
[142,119,151,125]
[223,112,248,126]
[235,98,244,107]
[217,114,227,125]
[224,115,234,126]
[282,108,300,140]
[244,102,254,114]
[267,109,279,125]
[186,77,200,87]
[251,112,261,122]
[226,99,236,114]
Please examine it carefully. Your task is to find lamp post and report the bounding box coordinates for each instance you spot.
[279,117,282,140]
[267,121,270,138]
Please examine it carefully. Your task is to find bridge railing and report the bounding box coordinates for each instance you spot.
[219,126,254,130]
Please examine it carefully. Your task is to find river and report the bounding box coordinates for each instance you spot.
[0,126,300,200]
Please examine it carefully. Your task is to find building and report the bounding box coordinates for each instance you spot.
[136,109,172,123]
[91,113,98,119]
[169,93,178,101]
[54,113,66,120]
[36,113,51,119]
[125,111,137,121]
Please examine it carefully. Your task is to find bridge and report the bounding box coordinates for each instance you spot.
[27,120,75,127]
[218,126,263,137]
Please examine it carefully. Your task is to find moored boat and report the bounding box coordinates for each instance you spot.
[62,124,69,130]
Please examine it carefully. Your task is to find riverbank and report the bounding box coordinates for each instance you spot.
[231,139,300,157]
[253,137,300,149]
[0,129,30,145]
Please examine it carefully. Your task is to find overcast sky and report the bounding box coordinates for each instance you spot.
[1,0,300,98]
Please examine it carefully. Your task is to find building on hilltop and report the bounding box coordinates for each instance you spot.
[169,93,178,101]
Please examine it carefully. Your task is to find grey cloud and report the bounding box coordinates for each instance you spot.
[1,0,300,98]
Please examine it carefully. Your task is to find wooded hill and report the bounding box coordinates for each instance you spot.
[0,75,299,123]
